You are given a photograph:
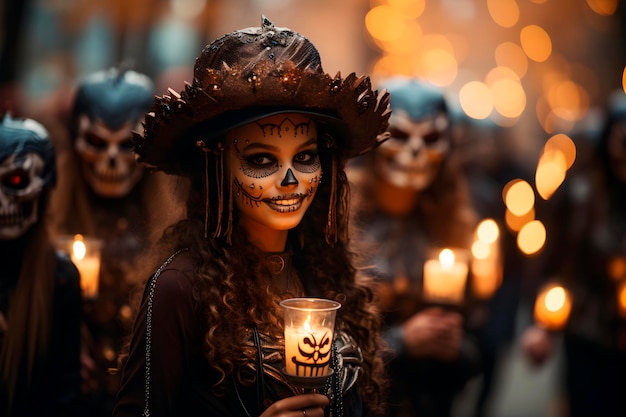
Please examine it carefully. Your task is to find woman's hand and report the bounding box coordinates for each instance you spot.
[260,393,329,417]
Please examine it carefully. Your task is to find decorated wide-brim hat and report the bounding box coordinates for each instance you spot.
[134,16,391,175]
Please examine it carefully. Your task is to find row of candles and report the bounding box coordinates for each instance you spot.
[56,224,626,387]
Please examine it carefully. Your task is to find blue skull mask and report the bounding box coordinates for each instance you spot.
[374,77,450,190]
[0,113,55,239]
[72,68,154,197]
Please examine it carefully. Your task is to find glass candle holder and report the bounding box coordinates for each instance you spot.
[280,298,340,389]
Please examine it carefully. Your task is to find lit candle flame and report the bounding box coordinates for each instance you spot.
[72,236,86,261]
[439,249,455,270]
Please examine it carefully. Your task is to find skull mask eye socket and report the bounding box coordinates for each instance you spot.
[389,127,409,141]
[423,130,443,145]
[84,132,108,150]
[2,168,31,195]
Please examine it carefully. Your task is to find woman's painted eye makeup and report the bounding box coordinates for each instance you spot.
[293,150,321,173]
[241,153,279,178]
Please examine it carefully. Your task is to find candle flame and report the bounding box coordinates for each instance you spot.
[304,315,312,333]
[439,248,455,270]
[544,286,566,311]
[72,237,87,261]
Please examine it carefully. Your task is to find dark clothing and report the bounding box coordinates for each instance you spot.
[0,251,83,417]
[535,171,626,416]
[357,211,481,417]
[114,251,365,417]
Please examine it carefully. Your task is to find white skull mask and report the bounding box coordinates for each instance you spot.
[373,109,450,190]
[75,115,143,197]
[0,153,45,239]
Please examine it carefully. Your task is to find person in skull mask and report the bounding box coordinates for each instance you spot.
[349,77,482,417]
[47,67,165,416]
[0,113,83,416]
[521,90,626,417]
[72,68,154,199]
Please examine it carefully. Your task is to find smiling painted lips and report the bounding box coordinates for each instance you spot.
[264,194,307,212]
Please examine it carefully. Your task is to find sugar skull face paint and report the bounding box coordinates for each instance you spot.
[226,113,321,234]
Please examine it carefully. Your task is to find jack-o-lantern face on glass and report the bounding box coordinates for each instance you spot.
[72,68,154,198]
[293,329,332,376]
[0,114,56,240]
[281,298,340,378]
[226,113,321,235]
[374,78,450,191]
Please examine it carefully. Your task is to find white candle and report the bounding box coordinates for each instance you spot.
[470,219,502,299]
[281,298,340,378]
[71,236,102,299]
[470,240,502,299]
[284,318,332,376]
[423,248,468,305]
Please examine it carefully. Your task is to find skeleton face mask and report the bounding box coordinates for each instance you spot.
[0,153,45,239]
[72,67,154,198]
[0,114,55,240]
[75,116,143,197]
[375,77,451,190]
[373,109,450,190]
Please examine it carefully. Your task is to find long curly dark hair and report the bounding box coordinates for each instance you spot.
[138,125,387,415]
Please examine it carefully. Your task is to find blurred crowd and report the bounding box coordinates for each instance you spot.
[1,2,626,417]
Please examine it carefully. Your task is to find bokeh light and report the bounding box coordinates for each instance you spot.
[389,0,426,19]
[476,218,500,244]
[366,5,407,42]
[494,42,528,79]
[422,49,458,86]
[491,77,527,118]
[487,0,520,28]
[545,286,566,312]
[520,25,552,62]
[517,219,547,255]
[504,179,535,216]
[505,207,535,233]
[535,150,567,200]
[546,80,590,122]
[459,81,494,119]
[586,0,619,15]
[544,133,576,169]
[472,240,491,260]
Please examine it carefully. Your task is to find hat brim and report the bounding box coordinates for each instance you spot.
[191,106,349,142]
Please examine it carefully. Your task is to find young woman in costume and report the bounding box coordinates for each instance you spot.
[113,17,390,417]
